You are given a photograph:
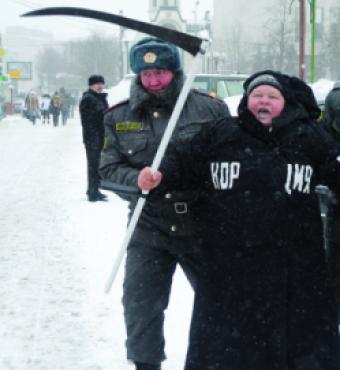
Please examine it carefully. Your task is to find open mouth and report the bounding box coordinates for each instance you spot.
[257,108,271,120]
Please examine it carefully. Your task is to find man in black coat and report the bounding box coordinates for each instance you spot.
[79,75,109,202]
[323,82,340,323]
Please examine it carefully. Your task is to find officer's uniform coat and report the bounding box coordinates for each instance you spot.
[99,74,230,363]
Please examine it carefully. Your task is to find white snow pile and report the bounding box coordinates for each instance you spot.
[224,95,242,116]
[310,78,335,102]
[106,76,133,106]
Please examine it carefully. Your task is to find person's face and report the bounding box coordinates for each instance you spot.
[247,85,285,127]
[140,68,174,94]
[90,83,105,93]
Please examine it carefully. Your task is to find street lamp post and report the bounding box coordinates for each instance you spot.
[309,0,316,83]
[299,0,306,80]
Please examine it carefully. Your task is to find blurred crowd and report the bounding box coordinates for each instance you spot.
[23,87,77,126]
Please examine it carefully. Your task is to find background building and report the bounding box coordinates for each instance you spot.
[211,0,340,80]
[120,0,212,75]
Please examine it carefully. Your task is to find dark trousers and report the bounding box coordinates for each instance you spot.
[42,110,50,123]
[84,144,101,196]
[52,112,60,127]
[325,198,340,321]
[28,111,37,125]
[123,231,202,365]
[61,110,69,125]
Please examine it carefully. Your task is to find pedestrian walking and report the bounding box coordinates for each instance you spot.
[60,87,72,125]
[41,93,51,124]
[50,92,61,127]
[24,90,40,125]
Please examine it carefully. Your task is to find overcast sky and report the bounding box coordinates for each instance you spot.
[1,0,213,40]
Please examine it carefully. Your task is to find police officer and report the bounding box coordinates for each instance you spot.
[80,75,108,202]
[99,37,230,370]
[323,82,340,323]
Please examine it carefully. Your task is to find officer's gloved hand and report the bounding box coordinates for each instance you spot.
[138,167,162,191]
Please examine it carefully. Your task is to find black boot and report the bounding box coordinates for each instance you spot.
[87,192,107,202]
[135,363,161,370]
[95,191,108,200]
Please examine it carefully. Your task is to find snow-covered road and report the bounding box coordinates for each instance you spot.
[0,115,193,370]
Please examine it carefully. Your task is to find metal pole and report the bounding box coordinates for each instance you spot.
[310,0,316,83]
[299,0,306,80]
[119,10,124,79]
[104,46,205,294]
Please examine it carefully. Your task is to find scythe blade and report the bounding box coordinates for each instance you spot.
[22,7,205,56]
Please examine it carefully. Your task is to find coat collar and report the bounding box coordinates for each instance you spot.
[85,89,107,100]
[129,72,183,113]
[238,103,310,142]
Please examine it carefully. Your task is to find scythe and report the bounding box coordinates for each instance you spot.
[22,7,207,293]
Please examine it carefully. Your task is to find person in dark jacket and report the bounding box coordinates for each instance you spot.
[59,87,72,125]
[324,82,340,141]
[323,82,340,323]
[79,75,108,202]
[50,92,61,127]
[99,37,230,370]
[24,90,40,125]
[139,70,340,370]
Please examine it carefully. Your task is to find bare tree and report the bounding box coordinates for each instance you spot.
[36,48,65,92]
[36,33,121,93]
[254,0,296,73]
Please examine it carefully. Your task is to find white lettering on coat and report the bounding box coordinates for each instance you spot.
[285,164,313,195]
[210,162,240,190]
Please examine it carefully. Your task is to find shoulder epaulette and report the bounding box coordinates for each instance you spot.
[192,89,225,103]
[105,98,130,114]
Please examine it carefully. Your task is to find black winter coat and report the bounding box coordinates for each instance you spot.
[99,75,230,250]
[156,104,340,370]
[79,89,108,146]
[324,86,340,140]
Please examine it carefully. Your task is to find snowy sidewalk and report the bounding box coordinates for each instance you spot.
[0,115,193,370]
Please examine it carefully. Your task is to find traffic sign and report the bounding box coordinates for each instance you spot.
[8,69,21,78]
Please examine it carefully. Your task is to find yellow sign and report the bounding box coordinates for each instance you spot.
[8,69,21,78]
[144,52,157,64]
[0,48,5,57]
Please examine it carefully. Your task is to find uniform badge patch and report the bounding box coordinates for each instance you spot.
[144,52,157,64]
[116,121,142,131]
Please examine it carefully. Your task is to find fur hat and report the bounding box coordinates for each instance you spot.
[129,37,181,74]
[88,75,105,86]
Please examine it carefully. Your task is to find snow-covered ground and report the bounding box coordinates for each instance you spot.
[0,114,193,370]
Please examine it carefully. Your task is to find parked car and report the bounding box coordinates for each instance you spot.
[107,73,248,116]
[192,73,248,116]
[191,73,248,99]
